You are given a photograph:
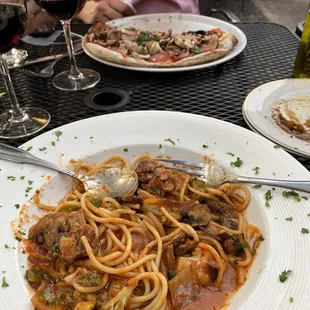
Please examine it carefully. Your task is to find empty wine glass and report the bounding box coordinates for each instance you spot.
[0,0,50,139]
[33,0,100,91]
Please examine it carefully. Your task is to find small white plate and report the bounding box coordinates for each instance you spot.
[243,78,310,158]
[83,13,247,72]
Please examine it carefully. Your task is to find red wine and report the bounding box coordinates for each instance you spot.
[0,4,26,54]
[34,0,86,21]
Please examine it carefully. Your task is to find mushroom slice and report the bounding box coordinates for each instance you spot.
[146,41,161,56]
[131,51,151,60]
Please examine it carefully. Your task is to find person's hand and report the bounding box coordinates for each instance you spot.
[24,0,56,36]
[76,0,134,24]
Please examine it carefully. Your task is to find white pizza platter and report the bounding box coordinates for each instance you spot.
[82,13,247,72]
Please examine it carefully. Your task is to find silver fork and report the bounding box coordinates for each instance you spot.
[22,56,65,78]
[157,158,310,193]
[22,42,83,78]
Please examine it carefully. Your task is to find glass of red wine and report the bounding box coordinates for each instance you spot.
[33,0,100,91]
[0,0,51,139]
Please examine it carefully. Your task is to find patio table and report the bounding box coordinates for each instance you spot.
[0,22,307,167]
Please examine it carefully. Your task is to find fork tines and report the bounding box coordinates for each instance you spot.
[156,158,205,176]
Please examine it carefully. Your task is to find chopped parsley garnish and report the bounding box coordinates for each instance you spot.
[260,235,265,241]
[51,244,60,253]
[39,147,46,151]
[78,271,101,287]
[55,130,62,140]
[237,241,249,249]
[123,148,129,152]
[51,141,56,146]
[91,199,102,208]
[202,144,208,148]
[265,190,273,207]
[90,136,93,139]
[282,190,301,202]
[20,176,25,180]
[308,213,310,217]
[252,167,260,175]
[301,228,309,234]
[167,270,178,280]
[74,136,77,139]
[15,237,21,242]
[230,157,243,168]
[290,297,294,303]
[301,196,308,200]
[159,144,162,149]
[285,217,293,221]
[26,146,32,152]
[164,138,175,145]
[7,176,16,181]
[150,186,160,194]
[227,152,234,156]
[137,31,160,45]
[28,180,33,185]
[2,276,8,287]
[14,204,20,209]
[252,184,262,189]
[25,187,33,193]
[274,145,281,149]
[279,270,292,283]
[4,244,9,249]
[191,46,202,54]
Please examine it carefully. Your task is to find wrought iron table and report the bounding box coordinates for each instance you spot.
[1,22,308,167]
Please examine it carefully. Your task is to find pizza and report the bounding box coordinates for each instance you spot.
[83,23,239,68]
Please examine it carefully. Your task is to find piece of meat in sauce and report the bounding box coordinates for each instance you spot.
[222,237,244,257]
[135,160,157,184]
[59,210,98,264]
[31,212,70,249]
[173,232,198,256]
[182,204,212,227]
[31,209,98,264]
[162,244,176,270]
[206,199,239,230]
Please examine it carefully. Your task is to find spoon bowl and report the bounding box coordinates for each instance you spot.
[0,143,138,197]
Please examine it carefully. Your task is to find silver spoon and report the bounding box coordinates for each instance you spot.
[0,143,138,197]
[22,42,83,78]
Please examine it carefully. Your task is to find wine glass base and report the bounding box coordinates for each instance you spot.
[0,107,51,139]
[52,68,100,91]
[5,48,28,66]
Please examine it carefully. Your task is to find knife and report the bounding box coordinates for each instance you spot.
[9,41,83,70]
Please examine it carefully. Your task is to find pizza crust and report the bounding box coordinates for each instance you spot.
[83,32,238,68]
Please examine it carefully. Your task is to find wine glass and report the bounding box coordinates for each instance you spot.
[0,0,50,139]
[33,0,100,91]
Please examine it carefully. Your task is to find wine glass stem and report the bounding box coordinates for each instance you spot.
[0,54,23,118]
[61,20,81,77]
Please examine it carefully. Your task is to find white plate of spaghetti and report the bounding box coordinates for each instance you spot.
[0,111,309,310]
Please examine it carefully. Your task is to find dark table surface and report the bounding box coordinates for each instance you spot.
[1,22,309,168]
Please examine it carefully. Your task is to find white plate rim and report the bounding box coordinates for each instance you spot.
[1,111,310,310]
[82,13,247,73]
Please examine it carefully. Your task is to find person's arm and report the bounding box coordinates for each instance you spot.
[76,0,134,24]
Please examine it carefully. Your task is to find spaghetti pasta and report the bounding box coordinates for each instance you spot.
[24,154,262,310]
